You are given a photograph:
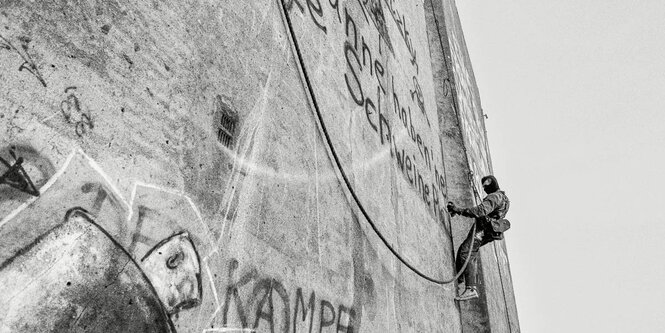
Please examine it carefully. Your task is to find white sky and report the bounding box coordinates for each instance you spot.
[455,1,665,332]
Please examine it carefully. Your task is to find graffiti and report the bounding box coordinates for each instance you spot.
[306,0,328,34]
[286,0,447,219]
[122,53,134,67]
[141,232,203,316]
[221,258,357,333]
[383,0,418,73]
[0,149,207,331]
[0,1,474,331]
[0,208,177,332]
[391,76,436,172]
[0,146,39,197]
[221,258,292,332]
[222,258,258,328]
[60,87,94,137]
[0,33,47,87]
[128,205,151,254]
[344,11,444,216]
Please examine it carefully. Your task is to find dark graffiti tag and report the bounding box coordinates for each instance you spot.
[382,0,418,73]
[358,0,393,53]
[60,87,94,137]
[342,6,447,218]
[410,75,429,128]
[222,259,357,333]
[0,147,39,197]
[0,34,47,87]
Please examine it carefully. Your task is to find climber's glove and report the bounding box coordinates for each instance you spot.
[447,202,459,216]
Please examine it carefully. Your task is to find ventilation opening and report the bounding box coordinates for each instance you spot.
[214,95,238,149]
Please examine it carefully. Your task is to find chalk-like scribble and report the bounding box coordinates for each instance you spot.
[0,33,47,87]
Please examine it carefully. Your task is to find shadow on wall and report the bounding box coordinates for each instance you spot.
[0,149,205,332]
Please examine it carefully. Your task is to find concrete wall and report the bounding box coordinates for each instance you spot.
[0,0,517,332]
[432,0,520,331]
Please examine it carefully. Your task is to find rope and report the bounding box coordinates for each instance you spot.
[276,0,476,285]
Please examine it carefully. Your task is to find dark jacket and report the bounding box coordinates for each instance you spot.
[459,190,510,239]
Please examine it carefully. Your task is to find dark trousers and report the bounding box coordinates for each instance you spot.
[456,226,494,287]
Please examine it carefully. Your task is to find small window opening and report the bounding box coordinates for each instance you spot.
[214,95,238,149]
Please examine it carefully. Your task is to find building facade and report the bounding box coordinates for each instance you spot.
[0,0,518,331]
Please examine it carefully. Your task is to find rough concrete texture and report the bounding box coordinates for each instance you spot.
[0,0,517,332]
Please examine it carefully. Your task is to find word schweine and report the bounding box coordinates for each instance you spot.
[343,8,434,171]
[342,8,446,218]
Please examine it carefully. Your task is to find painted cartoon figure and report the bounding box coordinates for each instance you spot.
[141,231,202,315]
[0,208,202,332]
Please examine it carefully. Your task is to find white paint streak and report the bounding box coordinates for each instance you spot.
[80,150,131,213]
[204,260,221,308]
[131,181,182,196]
[131,181,216,248]
[209,304,223,323]
[205,249,224,323]
[127,182,139,222]
[216,64,275,246]
[186,196,216,246]
[39,109,61,123]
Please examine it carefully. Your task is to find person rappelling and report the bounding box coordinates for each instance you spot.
[447,175,511,301]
